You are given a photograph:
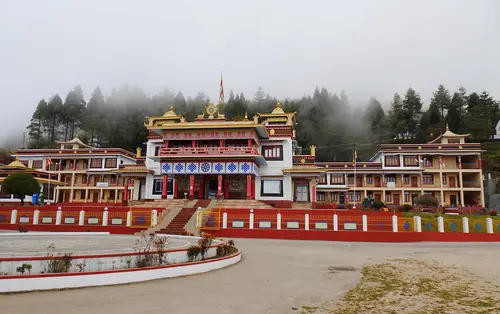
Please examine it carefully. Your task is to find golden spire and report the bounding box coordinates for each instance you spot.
[244,110,248,120]
[445,123,449,131]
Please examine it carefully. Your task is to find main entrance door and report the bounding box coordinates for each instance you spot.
[411,176,418,187]
[295,185,309,202]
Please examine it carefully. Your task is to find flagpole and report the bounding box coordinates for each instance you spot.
[353,143,356,209]
[48,156,51,204]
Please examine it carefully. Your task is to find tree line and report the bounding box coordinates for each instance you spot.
[26,84,500,163]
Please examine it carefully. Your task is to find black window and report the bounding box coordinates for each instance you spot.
[262,146,284,161]
[152,178,173,195]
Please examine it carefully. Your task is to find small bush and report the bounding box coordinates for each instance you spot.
[16,263,32,275]
[490,211,497,216]
[414,195,439,208]
[187,245,201,261]
[198,232,215,260]
[18,227,28,233]
[373,201,385,209]
[403,204,413,212]
[45,243,73,273]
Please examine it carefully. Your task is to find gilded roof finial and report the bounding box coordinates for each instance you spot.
[15,154,19,161]
[276,101,281,108]
[445,123,449,131]
[244,110,248,120]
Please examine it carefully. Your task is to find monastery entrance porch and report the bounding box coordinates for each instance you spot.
[168,174,255,200]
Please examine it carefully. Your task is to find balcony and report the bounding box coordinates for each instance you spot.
[159,146,259,156]
[463,181,481,188]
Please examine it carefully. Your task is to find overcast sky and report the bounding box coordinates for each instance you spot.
[1,0,499,145]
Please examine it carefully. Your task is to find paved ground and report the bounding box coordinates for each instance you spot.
[3,239,500,314]
[0,234,196,257]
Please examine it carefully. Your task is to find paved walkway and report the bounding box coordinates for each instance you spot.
[3,239,500,314]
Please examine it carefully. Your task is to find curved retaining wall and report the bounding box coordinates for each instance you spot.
[0,252,241,293]
[0,233,221,275]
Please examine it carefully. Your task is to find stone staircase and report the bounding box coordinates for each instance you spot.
[213,199,274,209]
[157,199,212,235]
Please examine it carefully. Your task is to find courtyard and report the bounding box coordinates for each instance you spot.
[3,238,500,313]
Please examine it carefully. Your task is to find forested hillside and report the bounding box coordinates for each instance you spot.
[25,84,500,165]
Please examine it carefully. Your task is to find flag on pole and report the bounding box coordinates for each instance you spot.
[352,150,357,165]
[46,157,53,169]
[219,73,224,104]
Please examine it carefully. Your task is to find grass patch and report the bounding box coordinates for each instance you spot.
[330,259,500,314]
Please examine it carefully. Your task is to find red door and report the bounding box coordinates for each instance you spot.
[393,194,400,205]
[411,177,418,187]
[374,176,381,187]
[449,177,456,188]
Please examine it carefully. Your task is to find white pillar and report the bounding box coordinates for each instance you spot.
[462,217,469,233]
[362,214,368,231]
[392,215,398,232]
[151,209,158,227]
[126,211,132,227]
[333,214,338,231]
[222,212,227,229]
[33,210,40,225]
[79,210,85,226]
[55,207,62,225]
[305,214,309,230]
[486,218,493,234]
[102,207,108,226]
[10,209,17,224]
[277,213,281,230]
[415,216,422,232]
[437,216,444,233]
[249,209,254,229]
[196,206,202,228]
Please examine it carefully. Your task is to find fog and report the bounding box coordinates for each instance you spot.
[1,0,499,147]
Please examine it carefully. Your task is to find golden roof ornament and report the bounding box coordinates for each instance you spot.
[162,105,177,117]
[253,115,259,124]
[244,110,248,120]
[271,101,285,114]
[206,104,218,119]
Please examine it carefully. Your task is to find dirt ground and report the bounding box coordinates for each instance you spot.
[3,239,500,314]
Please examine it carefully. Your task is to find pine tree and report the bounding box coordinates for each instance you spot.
[401,88,423,140]
[46,94,63,145]
[27,99,48,148]
[430,84,451,122]
[364,97,388,143]
[62,85,86,140]
[446,92,465,133]
[466,92,490,141]
[85,86,106,146]
[388,93,406,140]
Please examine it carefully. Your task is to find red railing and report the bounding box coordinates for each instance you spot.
[160,146,259,156]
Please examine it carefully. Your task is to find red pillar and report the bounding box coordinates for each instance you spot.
[478,157,482,169]
[251,178,255,199]
[224,180,230,199]
[247,139,252,148]
[164,140,169,148]
[311,182,317,209]
[192,140,196,148]
[173,177,178,199]
[73,159,77,170]
[246,175,252,200]
[189,175,195,200]
[219,139,224,147]
[161,175,168,199]
[198,176,204,199]
[217,175,223,200]
[123,183,129,205]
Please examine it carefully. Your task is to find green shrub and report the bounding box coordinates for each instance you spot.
[187,245,201,262]
[414,195,439,208]
[490,211,497,216]
[373,201,385,209]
